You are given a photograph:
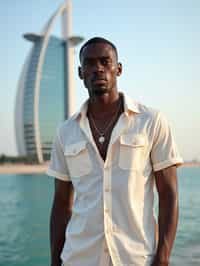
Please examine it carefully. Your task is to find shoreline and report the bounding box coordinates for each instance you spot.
[182,162,200,168]
[0,162,199,175]
[0,163,49,175]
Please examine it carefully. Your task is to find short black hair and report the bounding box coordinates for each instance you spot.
[79,37,118,62]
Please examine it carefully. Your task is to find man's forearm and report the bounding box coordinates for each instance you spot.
[152,194,179,266]
[50,201,72,266]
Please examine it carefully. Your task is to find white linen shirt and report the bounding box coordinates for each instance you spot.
[47,93,183,266]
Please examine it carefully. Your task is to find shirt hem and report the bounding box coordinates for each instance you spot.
[153,157,184,172]
[46,168,71,181]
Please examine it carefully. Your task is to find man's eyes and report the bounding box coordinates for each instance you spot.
[83,58,112,67]
[101,58,112,65]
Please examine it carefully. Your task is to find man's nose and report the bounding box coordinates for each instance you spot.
[93,61,104,72]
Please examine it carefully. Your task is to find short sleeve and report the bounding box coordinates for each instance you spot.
[151,112,183,172]
[46,130,71,181]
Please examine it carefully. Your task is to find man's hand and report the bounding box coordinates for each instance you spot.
[153,165,179,266]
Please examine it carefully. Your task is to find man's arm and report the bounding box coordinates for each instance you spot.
[50,179,74,266]
[152,165,179,266]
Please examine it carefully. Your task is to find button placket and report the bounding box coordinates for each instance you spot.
[103,156,123,266]
[102,132,124,266]
[103,164,117,264]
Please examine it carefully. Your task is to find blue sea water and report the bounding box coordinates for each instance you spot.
[0,167,199,266]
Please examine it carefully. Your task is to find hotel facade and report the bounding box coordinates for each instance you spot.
[15,1,83,163]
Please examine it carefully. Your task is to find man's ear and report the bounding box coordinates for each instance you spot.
[117,62,122,76]
[78,66,83,80]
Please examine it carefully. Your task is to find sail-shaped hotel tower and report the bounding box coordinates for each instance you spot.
[15,1,83,163]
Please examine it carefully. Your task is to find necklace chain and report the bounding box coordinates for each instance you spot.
[89,98,122,144]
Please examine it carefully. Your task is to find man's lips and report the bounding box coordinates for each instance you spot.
[92,78,107,84]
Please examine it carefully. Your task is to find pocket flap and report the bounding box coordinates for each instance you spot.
[64,141,87,156]
[120,134,145,147]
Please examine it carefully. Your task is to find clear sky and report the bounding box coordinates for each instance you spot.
[0,0,199,160]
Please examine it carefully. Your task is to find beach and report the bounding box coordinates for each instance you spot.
[0,163,49,174]
[0,161,199,175]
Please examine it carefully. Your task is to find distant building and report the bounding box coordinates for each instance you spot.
[15,1,83,163]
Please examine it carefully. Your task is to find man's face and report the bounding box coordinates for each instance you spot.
[79,42,122,97]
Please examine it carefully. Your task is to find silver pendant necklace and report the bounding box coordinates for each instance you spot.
[98,135,105,144]
[89,99,122,144]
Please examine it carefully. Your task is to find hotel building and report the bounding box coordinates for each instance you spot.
[15,1,83,163]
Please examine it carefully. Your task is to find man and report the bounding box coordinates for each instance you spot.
[47,37,183,266]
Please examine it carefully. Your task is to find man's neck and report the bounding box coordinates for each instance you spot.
[88,91,120,118]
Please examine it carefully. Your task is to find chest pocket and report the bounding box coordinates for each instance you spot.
[64,141,92,178]
[119,134,146,170]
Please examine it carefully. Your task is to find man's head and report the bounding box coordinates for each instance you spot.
[78,37,122,97]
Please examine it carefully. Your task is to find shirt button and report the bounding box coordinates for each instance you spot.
[104,248,109,253]
[105,188,110,192]
[105,208,109,213]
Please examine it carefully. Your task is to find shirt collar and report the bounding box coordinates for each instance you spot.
[122,93,140,114]
[73,92,140,121]
[73,100,88,121]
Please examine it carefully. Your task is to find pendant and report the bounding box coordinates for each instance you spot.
[98,136,105,144]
